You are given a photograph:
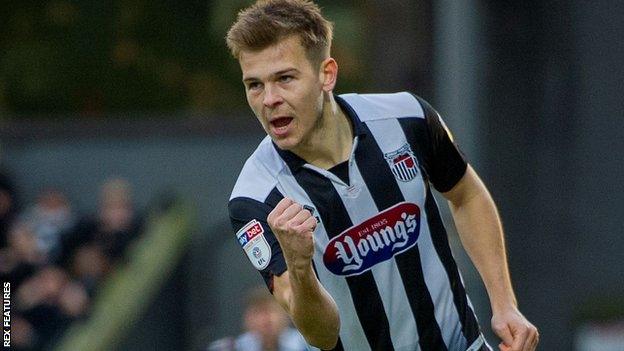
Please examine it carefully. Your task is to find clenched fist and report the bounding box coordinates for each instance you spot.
[492,307,539,351]
[267,198,317,269]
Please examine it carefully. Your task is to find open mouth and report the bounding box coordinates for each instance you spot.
[270,117,293,128]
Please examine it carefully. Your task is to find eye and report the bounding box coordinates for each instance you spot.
[278,75,293,83]
[246,81,263,92]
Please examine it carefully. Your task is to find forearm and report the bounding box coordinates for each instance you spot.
[444,167,539,349]
[448,173,517,312]
[268,198,340,349]
[275,265,340,349]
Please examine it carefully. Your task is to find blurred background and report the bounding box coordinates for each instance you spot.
[1,0,623,350]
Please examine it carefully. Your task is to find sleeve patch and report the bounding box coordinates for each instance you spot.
[236,219,272,270]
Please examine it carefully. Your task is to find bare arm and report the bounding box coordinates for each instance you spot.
[273,268,340,349]
[268,198,340,350]
[443,165,539,351]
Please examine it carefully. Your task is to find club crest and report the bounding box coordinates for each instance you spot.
[384,143,419,182]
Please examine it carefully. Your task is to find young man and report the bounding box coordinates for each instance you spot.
[226,1,539,350]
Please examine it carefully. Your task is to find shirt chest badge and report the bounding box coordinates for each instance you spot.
[384,143,419,182]
[323,202,421,276]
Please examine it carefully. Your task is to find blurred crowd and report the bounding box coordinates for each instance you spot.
[0,170,143,351]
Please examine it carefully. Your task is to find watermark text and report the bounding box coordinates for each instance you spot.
[3,282,10,348]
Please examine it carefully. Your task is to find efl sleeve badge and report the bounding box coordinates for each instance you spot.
[236,219,272,270]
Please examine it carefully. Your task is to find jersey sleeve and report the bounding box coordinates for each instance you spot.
[414,96,468,192]
[228,196,287,293]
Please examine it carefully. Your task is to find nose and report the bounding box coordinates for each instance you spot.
[262,84,283,108]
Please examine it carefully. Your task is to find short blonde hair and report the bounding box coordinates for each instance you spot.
[226,0,333,65]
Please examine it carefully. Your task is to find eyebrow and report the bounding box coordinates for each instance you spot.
[243,68,299,83]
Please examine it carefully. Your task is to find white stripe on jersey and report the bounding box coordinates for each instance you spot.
[230,137,282,202]
[276,166,371,351]
[332,160,421,350]
[365,117,468,349]
[340,92,424,121]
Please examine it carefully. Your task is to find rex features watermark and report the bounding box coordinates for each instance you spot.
[3,282,9,348]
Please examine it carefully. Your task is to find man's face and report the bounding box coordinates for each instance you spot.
[239,36,325,151]
[244,303,288,343]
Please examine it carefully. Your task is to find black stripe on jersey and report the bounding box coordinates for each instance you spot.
[396,117,431,182]
[265,186,285,208]
[331,339,345,351]
[291,167,394,351]
[424,186,481,344]
[398,117,481,344]
[356,122,448,351]
[407,94,468,192]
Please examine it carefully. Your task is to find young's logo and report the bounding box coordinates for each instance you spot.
[236,220,271,270]
[323,202,421,276]
[384,144,418,182]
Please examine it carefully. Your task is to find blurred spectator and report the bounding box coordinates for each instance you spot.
[0,222,46,289]
[208,286,308,351]
[60,177,143,295]
[10,315,36,351]
[0,168,18,249]
[13,266,89,350]
[19,188,75,263]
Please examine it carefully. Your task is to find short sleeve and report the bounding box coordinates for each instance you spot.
[414,96,468,192]
[228,196,287,292]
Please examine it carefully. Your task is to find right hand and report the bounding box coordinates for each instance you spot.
[267,198,317,268]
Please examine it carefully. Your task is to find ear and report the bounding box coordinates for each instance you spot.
[320,57,338,92]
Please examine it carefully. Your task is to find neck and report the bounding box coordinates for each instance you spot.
[291,92,353,169]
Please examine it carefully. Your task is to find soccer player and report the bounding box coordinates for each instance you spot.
[226,1,539,350]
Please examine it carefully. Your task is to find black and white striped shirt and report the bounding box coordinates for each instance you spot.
[229,92,491,351]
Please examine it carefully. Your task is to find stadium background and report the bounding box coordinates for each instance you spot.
[1,1,623,350]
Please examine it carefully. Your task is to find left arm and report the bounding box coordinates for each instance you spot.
[443,165,539,351]
[411,95,539,351]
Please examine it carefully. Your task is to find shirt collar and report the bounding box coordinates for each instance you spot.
[273,94,367,172]
[335,94,367,138]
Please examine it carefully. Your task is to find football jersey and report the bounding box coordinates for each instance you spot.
[229,92,491,351]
